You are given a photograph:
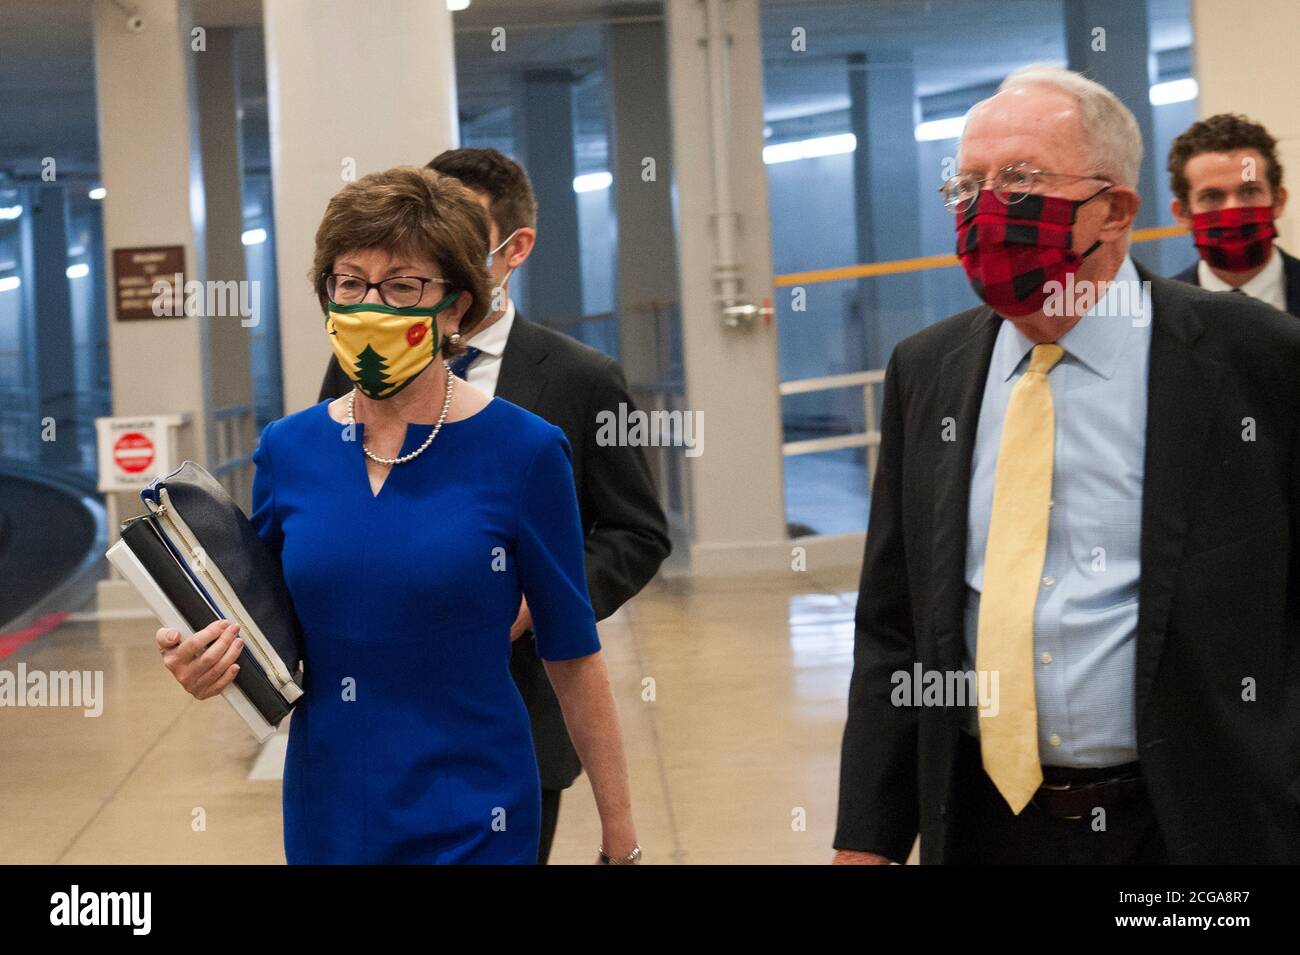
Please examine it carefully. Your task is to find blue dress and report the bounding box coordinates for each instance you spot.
[249,396,601,864]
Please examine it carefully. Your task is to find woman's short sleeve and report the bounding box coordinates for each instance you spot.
[516,428,601,661]
[249,418,283,555]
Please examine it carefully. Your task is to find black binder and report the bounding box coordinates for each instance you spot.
[119,515,293,726]
[106,461,304,740]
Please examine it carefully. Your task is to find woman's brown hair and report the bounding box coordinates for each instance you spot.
[310,165,492,356]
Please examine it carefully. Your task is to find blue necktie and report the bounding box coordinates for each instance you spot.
[447,345,481,379]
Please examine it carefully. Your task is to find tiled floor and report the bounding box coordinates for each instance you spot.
[0,562,880,865]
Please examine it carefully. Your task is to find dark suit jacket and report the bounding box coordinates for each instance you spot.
[1172,245,1300,317]
[319,313,671,790]
[834,265,1300,864]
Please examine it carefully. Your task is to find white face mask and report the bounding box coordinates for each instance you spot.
[486,228,520,270]
[487,228,520,312]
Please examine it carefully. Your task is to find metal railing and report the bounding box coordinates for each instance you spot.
[546,300,689,537]
[210,402,256,510]
[770,223,1192,508]
[540,310,620,357]
[778,369,885,486]
[628,382,693,537]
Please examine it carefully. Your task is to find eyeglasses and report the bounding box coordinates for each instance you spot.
[940,162,1114,212]
[325,273,450,309]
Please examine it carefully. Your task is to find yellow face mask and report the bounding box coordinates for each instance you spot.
[326,294,459,400]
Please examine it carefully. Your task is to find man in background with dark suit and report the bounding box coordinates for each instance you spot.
[320,148,671,863]
[1168,113,1300,316]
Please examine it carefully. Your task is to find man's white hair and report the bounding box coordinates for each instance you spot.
[976,64,1143,187]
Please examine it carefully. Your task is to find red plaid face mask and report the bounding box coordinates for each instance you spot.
[955,188,1107,317]
[1191,206,1276,272]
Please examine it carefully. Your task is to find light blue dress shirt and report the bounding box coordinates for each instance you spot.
[963,256,1151,767]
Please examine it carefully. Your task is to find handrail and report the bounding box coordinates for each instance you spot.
[780,370,885,486]
[779,369,883,396]
[774,223,1188,288]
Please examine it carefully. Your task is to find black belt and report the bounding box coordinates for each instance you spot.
[1032,769,1146,820]
[962,732,1147,821]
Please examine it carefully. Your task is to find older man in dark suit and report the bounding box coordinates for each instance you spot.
[834,67,1300,865]
[320,149,670,864]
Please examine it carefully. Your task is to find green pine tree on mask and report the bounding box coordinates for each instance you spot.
[354,344,392,398]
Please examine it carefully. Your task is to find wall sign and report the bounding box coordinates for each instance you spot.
[112,246,184,320]
[95,414,190,492]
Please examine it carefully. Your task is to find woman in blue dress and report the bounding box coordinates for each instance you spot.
[155,166,640,864]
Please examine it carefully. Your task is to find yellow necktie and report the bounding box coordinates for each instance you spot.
[976,342,1064,814]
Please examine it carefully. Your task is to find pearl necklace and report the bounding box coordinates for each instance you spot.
[346,363,455,466]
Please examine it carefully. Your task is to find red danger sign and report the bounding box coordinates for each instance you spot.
[113,432,155,474]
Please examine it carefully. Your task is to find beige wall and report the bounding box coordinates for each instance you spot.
[95,0,209,458]
[1192,0,1300,248]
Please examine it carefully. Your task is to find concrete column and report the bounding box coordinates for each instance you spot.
[1065,0,1159,230]
[608,19,679,389]
[93,0,208,610]
[1191,0,1300,251]
[665,0,796,574]
[96,9,254,491]
[94,0,262,614]
[514,69,583,327]
[93,0,208,461]
[847,49,922,383]
[27,185,79,468]
[194,26,254,506]
[262,0,459,413]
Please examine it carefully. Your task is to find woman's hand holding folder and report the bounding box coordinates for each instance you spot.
[156,620,245,700]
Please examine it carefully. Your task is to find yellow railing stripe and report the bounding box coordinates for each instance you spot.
[772,224,1189,288]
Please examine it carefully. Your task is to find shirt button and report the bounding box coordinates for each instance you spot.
[1048,500,1055,509]
[1042,576,1056,587]
[1040,652,1052,665]
[1049,734,1062,747]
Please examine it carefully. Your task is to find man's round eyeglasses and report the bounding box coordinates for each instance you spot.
[325,273,450,309]
[940,162,1114,213]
